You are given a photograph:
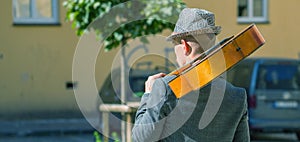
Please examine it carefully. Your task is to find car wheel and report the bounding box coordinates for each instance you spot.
[297,132,300,140]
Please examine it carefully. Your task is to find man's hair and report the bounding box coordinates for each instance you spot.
[178,33,216,54]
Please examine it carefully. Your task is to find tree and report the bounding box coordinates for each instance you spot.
[63,0,186,50]
[63,0,186,141]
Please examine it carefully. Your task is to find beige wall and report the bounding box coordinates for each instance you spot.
[184,0,300,59]
[1,0,299,118]
[0,0,79,117]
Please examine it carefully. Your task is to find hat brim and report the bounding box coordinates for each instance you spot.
[166,26,221,41]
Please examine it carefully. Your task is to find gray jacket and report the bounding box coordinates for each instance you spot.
[132,76,250,142]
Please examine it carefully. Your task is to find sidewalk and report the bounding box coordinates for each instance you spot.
[1,133,94,142]
[0,118,97,142]
[0,118,95,136]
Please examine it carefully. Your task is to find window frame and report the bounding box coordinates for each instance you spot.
[13,0,60,25]
[237,0,269,23]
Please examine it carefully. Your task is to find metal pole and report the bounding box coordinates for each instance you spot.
[126,113,132,142]
[102,112,109,142]
[120,46,127,141]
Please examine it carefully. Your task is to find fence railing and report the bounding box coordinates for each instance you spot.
[99,102,139,142]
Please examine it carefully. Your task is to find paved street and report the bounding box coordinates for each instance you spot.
[1,133,94,142]
[252,132,299,142]
[1,132,299,142]
[0,118,97,142]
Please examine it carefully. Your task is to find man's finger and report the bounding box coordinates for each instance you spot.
[151,73,167,79]
[145,73,167,93]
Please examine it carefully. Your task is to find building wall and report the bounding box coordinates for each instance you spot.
[0,0,299,118]
[184,0,300,59]
[0,0,80,118]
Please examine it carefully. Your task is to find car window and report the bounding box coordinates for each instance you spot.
[227,64,252,93]
[256,63,300,90]
[129,76,147,97]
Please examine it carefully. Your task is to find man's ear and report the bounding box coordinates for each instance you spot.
[181,39,191,56]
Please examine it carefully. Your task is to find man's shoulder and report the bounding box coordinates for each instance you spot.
[210,77,247,101]
[161,75,177,84]
[215,77,246,92]
[216,78,247,105]
[153,75,177,92]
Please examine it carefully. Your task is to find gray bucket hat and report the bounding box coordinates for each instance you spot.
[166,8,221,41]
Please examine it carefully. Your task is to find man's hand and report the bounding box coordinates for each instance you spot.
[145,73,166,93]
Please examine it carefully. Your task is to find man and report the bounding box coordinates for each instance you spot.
[132,8,250,142]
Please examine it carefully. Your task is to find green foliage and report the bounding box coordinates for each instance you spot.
[63,0,186,51]
[93,131,102,142]
[93,131,120,142]
[111,132,120,142]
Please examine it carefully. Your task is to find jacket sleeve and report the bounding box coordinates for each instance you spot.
[132,78,175,142]
[233,90,250,142]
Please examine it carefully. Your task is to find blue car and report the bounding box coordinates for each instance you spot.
[227,58,300,139]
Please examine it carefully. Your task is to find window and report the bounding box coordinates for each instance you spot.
[256,64,300,90]
[238,0,268,23]
[13,0,59,25]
